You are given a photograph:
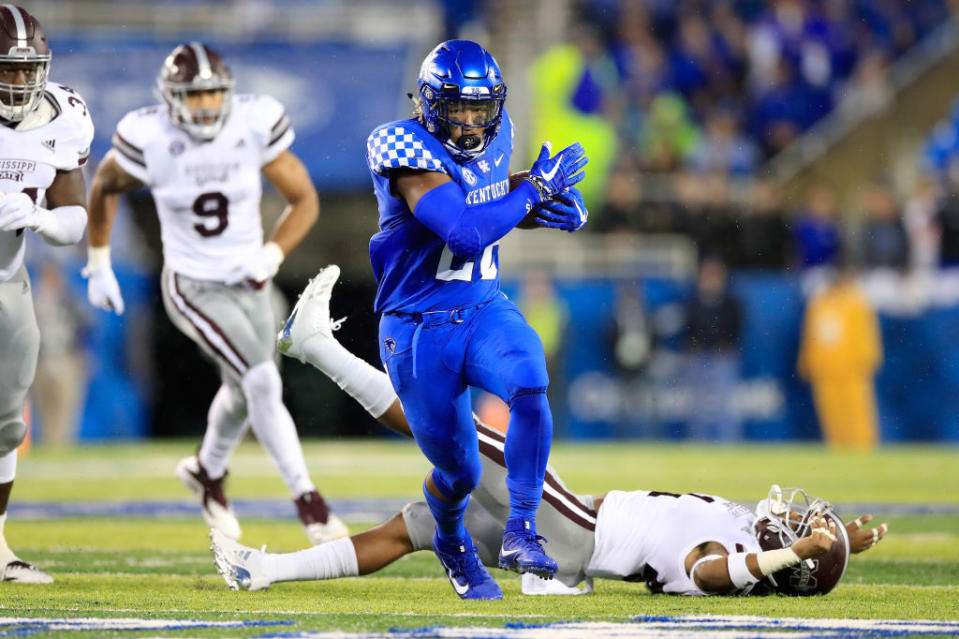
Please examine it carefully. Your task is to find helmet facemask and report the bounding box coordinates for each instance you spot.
[423,86,505,160]
[159,79,234,141]
[0,54,49,122]
[754,485,851,595]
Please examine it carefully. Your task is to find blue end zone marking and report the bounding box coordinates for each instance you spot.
[0,617,291,637]
[8,498,411,522]
[8,499,959,522]
[250,617,959,639]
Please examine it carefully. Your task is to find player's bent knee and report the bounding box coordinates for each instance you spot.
[0,417,28,457]
[240,361,283,403]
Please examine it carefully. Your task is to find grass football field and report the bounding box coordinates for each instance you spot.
[0,440,957,638]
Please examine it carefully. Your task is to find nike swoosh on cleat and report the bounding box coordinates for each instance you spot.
[500,548,521,558]
[447,569,470,596]
[540,154,563,182]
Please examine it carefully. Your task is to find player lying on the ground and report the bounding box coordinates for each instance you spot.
[211,436,887,597]
[211,266,888,596]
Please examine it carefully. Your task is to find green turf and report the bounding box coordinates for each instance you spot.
[0,441,956,637]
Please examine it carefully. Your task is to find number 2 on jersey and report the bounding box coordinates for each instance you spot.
[193,191,229,237]
[435,243,498,282]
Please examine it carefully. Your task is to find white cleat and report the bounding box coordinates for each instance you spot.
[0,548,53,584]
[304,514,350,546]
[209,528,272,591]
[176,456,242,540]
[277,264,345,363]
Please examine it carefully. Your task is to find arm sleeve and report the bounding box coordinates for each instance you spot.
[413,180,539,258]
[32,204,87,246]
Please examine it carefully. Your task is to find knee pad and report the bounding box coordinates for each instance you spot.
[0,417,28,457]
[241,361,283,404]
[432,456,482,501]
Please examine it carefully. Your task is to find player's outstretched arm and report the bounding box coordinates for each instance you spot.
[0,168,88,246]
[84,151,143,314]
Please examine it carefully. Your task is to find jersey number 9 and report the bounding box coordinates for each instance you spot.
[193,191,229,238]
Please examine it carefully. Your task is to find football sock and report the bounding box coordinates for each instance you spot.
[269,537,358,582]
[0,449,15,484]
[0,513,8,553]
[301,336,397,419]
[198,384,250,480]
[504,391,552,527]
[241,362,315,497]
[424,475,469,544]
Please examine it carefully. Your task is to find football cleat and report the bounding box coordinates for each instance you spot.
[294,490,349,545]
[498,521,558,580]
[0,548,53,584]
[277,265,345,363]
[209,528,272,591]
[433,532,502,600]
[176,456,242,540]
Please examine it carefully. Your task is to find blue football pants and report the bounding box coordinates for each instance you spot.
[379,294,552,542]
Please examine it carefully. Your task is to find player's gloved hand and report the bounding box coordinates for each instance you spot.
[0,192,41,233]
[534,187,588,232]
[224,241,284,290]
[83,246,125,315]
[526,141,588,202]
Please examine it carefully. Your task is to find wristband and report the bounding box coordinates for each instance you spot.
[726,552,759,589]
[87,245,112,269]
[756,547,802,576]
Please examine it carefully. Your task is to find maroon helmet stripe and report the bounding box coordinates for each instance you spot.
[2,4,27,46]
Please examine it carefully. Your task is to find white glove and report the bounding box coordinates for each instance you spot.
[82,246,125,314]
[0,192,41,233]
[224,241,284,289]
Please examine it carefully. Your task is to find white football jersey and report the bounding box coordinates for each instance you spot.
[111,94,294,281]
[0,83,94,282]
[586,490,760,595]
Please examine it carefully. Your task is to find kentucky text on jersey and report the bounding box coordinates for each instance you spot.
[465,178,509,205]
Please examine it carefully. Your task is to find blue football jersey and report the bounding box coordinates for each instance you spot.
[366,111,515,313]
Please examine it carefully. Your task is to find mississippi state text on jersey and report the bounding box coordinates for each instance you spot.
[366,110,515,314]
[110,93,293,281]
[0,83,94,281]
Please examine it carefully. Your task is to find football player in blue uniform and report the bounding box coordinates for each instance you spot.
[364,40,589,599]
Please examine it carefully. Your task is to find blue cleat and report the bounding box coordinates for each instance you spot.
[498,520,558,579]
[433,532,502,600]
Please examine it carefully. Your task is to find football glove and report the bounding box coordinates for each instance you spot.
[0,192,41,233]
[83,246,125,315]
[224,241,284,289]
[534,187,588,232]
[526,141,588,202]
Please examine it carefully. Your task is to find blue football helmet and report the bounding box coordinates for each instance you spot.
[417,40,507,161]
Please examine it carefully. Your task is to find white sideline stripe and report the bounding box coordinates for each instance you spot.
[476,429,596,526]
[165,269,247,375]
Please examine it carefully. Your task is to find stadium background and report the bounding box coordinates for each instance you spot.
[19,0,959,445]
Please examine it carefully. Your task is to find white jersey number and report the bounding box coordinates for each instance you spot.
[192,191,229,238]
[435,242,497,282]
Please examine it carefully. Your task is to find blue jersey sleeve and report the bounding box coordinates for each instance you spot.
[366,123,450,177]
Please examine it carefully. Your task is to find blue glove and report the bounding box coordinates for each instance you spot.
[526,141,588,202]
[535,187,588,232]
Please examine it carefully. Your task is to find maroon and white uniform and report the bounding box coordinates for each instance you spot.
[110,93,293,282]
[0,83,92,282]
[402,422,760,595]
